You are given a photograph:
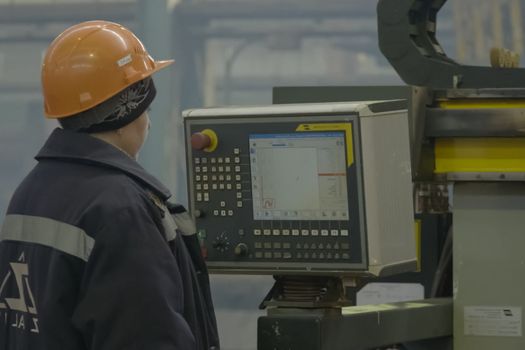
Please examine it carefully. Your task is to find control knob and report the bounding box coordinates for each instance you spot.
[234,243,249,257]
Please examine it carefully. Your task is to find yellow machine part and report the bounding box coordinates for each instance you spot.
[435,138,525,173]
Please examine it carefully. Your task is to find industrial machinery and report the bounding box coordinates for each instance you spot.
[183,0,525,349]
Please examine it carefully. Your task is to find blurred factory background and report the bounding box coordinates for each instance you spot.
[0,0,522,349]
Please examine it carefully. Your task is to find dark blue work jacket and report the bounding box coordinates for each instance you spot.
[0,128,219,350]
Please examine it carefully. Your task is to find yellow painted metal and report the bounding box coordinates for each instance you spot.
[437,99,525,110]
[414,219,422,272]
[296,123,354,167]
[435,138,525,173]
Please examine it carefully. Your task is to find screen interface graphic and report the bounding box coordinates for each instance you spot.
[249,132,349,221]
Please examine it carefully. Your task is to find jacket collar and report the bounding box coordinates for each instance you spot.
[35,128,171,201]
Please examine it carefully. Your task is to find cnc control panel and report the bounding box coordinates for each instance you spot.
[184,102,416,276]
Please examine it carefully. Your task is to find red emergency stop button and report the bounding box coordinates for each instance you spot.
[191,129,218,152]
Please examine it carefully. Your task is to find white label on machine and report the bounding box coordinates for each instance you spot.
[464,306,522,337]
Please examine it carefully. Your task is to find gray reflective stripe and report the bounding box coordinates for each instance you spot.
[172,212,196,236]
[162,214,178,242]
[0,215,94,262]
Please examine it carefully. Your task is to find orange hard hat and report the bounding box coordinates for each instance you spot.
[42,20,174,119]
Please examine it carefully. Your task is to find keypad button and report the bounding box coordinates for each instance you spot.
[311,252,317,259]
[321,229,329,236]
[211,166,217,172]
[235,174,241,181]
[341,243,350,250]
[202,166,208,173]
[264,252,272,259]
[333,243,340,250]
[228,210,233,216]
[295,243,302,249]
[220,210,226,216]
[292,229,300,236]
[195,166,201,173]
[255,252,263,258]
[342,253,350,259]
[334,253,340,259]
[203,184,209,190]
[274,252,282,259]
[326,243,332,250]
[254,229,262,236]
[326,253,333,259]
[211,158,216,164]
[301,229,309,236]
[273,242,282,249]
[225,157,231,163]
[237,201,243,208]
[212,184,218,190]
[236,183,242,190]
[234,157,241,164]
[196,184,202,190]
[304,252,310,259]
[203,175,209,181]
[282,229,290,236]
[318,253,324,259]
[213,210,219,216]
[219,175,225,181]
[218,158,224,164]
[318,243,324,249]
[311,229,319,236]
[219,166,224,172]
[272,229,280,236]
[225,166,231,172]
[201,157,208,164]
[211,175,217,181]
[196,175,201,181]
[194,158,200,164]
[331,229,339,236]
[303,243,309,249]
[219,184,225,190]
[254,242,262,249]
[236,192,242,199]
[196,193,203,202]
[263,229,271,236]
[233,148,240,154]
[283,242,291,249]
[341,229,349,236]
[283,252,292,259]
[310,243,317,249]
[220,201,226,207]
[226,175,232,181]
[204,193,210,202]
[264,242,272,249]
[235,166,241,172]
[296,252,303,259]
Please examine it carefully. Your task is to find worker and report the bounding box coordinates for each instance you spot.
[0,21,219,350]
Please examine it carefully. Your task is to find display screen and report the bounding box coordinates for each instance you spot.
[249,132,349,221]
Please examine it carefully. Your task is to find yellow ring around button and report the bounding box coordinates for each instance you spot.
[201,129,218,152]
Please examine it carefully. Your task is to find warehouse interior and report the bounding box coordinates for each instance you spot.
[1,0,524,349]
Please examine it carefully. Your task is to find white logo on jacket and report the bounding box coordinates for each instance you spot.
[0,252,39,333]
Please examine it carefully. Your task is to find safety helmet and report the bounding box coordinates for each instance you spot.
[41,20,174,119]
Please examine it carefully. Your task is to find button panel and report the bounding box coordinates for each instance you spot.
[191,137,356,265]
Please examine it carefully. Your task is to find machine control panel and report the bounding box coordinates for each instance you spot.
[184,102,416,276]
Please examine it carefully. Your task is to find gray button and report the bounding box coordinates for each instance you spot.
[225,166,231,172]
[196,193,203,202]
[272,229,280,236]
[226,175,232,181]
[219,175,225,181]
[210,158,216,164]
[235,166,241,172]
[301,229,309,236]
[227,183,233,190]
[225,157,231,163]
[233,148,240,154]
[194,158,200,164]
[213,210,219,216]
[326,243,332,250]
[202,166,208,173]
[318,243,324,249]
[211,166,217,172]
[326,253,333,259]
[295,243,302,249]
[311,229,319,236]
[283,242,291,249]
[341,243,350,250]
[331,229,339,236]
[296,252,303,259]
[201,157,208,164]
[212,184,218,190]
[312,253,317,259]
[253,229,262,236]
[227,210,233,216]
[274,252,282,259]
[195,175,201,181]
[292,229,300,236]
[219,184,225,190]
[264,252,272,259]
[212,175,218,181]
[304,252,310,259]
[203,184,209,190]
[237,201,243,207]
[283,252,292,259]
[310,243,317,249]
[236,192,242,199]
[333,243,340,250]
[342,253,350,259]
[264,242,272,249]
[263,229,271,236]
[254,242,262,249]
[273,242,282,249]
[303,243,309,249]
[321,229,329,236]
[334,253,340,259]
[341,229,349,236]
[220,210,226,216]
[282,229,290,236]
[218,158,224,164]
[234,157,241,163]
[195,166,201,173]
[204,193,210,202]
[196,184,202,190]
[235,175,241,181]
[255,252,263,258]
[202,175,208,181]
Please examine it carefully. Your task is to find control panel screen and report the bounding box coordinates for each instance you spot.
[249,132,349,221]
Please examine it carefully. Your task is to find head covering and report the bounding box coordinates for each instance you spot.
[59,77,156,133]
